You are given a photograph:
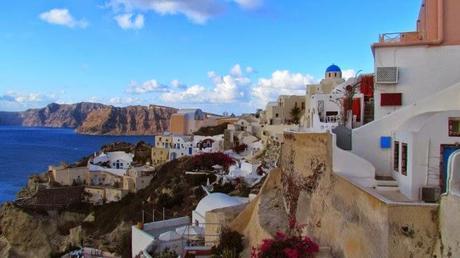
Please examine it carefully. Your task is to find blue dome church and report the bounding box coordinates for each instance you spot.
[325,64,342,79]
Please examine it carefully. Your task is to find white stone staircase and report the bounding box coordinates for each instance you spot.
[375,176,400,191]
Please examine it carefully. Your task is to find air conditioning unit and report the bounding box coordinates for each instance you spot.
[421,186,441,203]
[376,67,399,84]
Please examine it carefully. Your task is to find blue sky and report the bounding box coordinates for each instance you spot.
[0,0,421,114]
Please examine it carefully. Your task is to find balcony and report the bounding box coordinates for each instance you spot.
[377,31,425,45]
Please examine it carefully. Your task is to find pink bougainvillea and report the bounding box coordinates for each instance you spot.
[251,218,319,258]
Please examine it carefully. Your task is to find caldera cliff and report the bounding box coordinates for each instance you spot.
[0,102,177,135]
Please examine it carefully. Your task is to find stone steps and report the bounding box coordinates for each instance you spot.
[375,179,398,187]
[375,185,400,192]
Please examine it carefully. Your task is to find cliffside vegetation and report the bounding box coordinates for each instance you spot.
[0,144,234,258]
[193,122,229,136]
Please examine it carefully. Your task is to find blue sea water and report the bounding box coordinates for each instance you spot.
[0,126,153,203]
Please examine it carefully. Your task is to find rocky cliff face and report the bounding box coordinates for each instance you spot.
[0,203,87,258]
[0,102,177,135]
[77,105,175,135]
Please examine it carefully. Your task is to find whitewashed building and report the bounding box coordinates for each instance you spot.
[192,192,248,225]
[88,151,134,177]
[169,135,194,160]
[347,0,460,201]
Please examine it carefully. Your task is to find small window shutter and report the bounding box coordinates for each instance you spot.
[381,93,402,106]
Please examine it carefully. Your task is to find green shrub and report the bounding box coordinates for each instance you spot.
[214,227,244,256]
[157,192,184,209]
[155,248,177,258]
[213,182,236,194]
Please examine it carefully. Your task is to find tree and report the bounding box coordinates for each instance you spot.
[290,106,302,124]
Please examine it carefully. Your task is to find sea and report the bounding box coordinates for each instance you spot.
[0,126,153,204]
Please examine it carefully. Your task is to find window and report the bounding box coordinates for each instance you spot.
[401,143,408,176]
[381,93,402,106]
[449,118,460,137]
[394,141,399,172]
[275,113,279,118]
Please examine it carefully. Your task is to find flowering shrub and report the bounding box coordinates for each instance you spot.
[191,152,236,171]
[251,218,319,258]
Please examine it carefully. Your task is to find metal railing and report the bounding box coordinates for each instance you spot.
[139,221,223,258]
[380,32,403,43]
[379,31,424,43]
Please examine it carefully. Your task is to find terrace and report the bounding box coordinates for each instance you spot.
[132,216,222,257]
[378,31,425,44]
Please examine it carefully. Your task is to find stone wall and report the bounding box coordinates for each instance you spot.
[229,168,289,256]
[281,131,439,258]
[433,194,460,257]
[204,204,247,246]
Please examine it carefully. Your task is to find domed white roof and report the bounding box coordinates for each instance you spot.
[195,193,245,217]
[159,230,181,241]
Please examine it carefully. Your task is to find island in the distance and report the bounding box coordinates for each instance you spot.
[0,102,178,135]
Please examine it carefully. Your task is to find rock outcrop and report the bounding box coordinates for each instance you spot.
[0,152,222,257]
[0,203,86,258]
[0,102,177,135]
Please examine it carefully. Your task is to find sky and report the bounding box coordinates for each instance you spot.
[0,0,422,114]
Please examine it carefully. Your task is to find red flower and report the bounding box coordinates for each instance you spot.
[288,217,297,229]
[252,220,319,258]
[275,231,287,241]
[283,248,299,258]
[260,239,274,252]
[305,240,319,253]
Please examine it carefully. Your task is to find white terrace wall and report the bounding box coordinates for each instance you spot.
[394,111,460,200]
[332,134,376,187]
[131,217,190,258]
[131,226,155,258]
[374,45,460,120]
[353,81,460,177]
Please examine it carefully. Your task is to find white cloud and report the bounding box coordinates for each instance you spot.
[109,96,143,105]
[125,65,319,112]
[0,91,60,111]
[342,69,356,80]
[170,79,187,89]
[39,9,88,28]
[106,0,262,24]
[126,80,167,94]
[245,66,256,74]
[210,67,251,102]
[160,64,251,104]
[161,84,207,103]
[209,65,251,102]
[114,13,144,29]
[251,70,316,107]
[234,0,263,10]
[230,64,243,77]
